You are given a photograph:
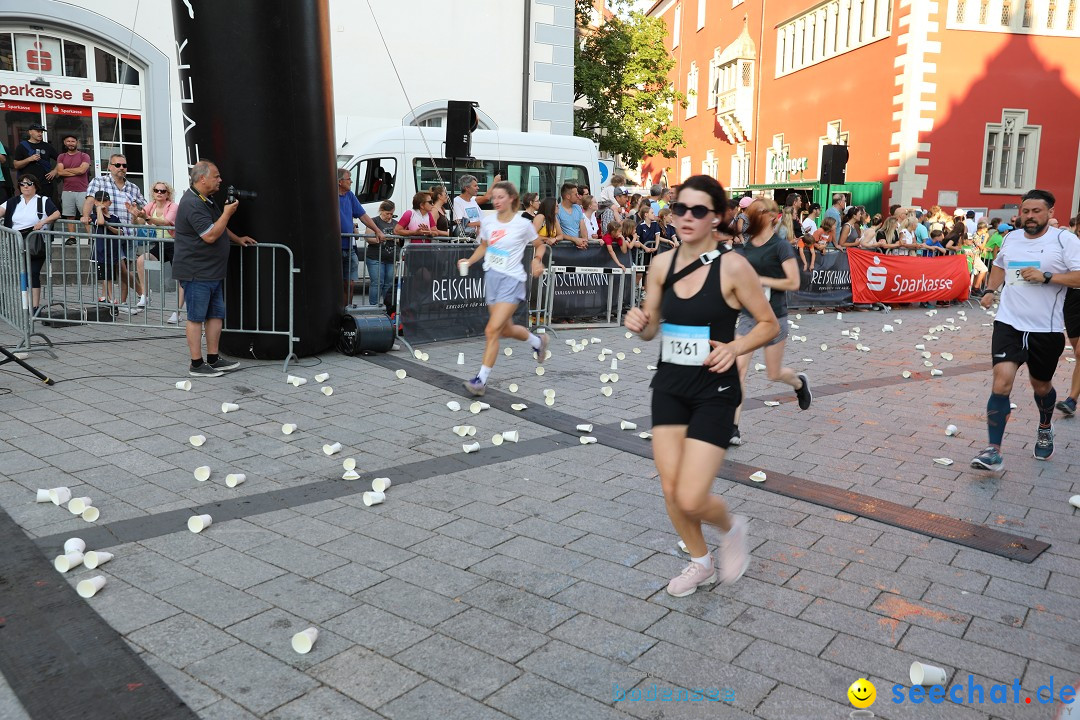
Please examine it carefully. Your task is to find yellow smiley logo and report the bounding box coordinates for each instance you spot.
[848,678,876,708]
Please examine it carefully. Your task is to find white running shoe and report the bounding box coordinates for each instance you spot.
[137,294,149,308]
[167,311,179,324]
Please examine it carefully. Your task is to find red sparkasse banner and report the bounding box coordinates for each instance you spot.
[848,249,971,304]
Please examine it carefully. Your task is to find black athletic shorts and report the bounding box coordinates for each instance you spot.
[652,384,741,449]
[990,321,1066,382]
[1064,288,1080,339]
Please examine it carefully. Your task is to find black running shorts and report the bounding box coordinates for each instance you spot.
[652,384,741,449]
[990,321,1066,382]
[1064,288,1080,339]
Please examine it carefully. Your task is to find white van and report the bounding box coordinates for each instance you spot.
[336,126,600,219]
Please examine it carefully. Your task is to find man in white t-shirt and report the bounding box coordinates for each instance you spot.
[452,173,499,238]
[801,203,821,234]
[970,189,1080,472]
[963,210,977,237]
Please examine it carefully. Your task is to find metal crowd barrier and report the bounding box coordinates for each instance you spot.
[26,224,300,371]
[542,263,635,329]
[0,225,54,354]
[342,232,407,310]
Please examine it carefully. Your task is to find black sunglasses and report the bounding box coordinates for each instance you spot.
[112,163,127,168]
[19,181,34,187]
[153,188,168,193]
[670,202,714,219]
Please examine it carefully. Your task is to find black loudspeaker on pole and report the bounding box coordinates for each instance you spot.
[445,101,479,159]
[172,0,340,359]
[820,145,849,185]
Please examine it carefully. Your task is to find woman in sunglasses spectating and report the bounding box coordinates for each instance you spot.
[623,175,779,597]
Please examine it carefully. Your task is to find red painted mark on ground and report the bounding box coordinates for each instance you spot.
[876,594,964,625]
[126,683,143,692]
[34,581,47,587]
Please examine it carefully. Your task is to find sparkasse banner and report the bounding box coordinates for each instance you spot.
[848,249,970,304]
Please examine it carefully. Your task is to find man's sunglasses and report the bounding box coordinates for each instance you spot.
[112,163,127,168]
[670,202,714,219]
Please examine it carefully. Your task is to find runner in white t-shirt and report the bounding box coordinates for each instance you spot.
[459,181,548,395]
[970,189,1080,472]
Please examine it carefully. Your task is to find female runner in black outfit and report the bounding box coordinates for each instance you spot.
[624,175,779,597]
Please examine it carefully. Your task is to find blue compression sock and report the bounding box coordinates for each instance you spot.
[1034,388,1056,428]
[986,393,1011,447]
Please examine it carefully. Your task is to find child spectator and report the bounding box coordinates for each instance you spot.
[90,190,121,303]
[802,217,835,270]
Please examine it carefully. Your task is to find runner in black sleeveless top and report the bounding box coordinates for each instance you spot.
[624,175,780,598]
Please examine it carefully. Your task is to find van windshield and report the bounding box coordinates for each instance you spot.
[414,158,589,209]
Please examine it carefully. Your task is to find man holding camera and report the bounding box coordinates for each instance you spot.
[12,122,59,203]
[172,160,256,377]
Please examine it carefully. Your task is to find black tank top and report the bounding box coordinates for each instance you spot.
[651,249,741,396]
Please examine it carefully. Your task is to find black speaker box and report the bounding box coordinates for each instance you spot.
[445,101,478,159]
[820,145,849,184]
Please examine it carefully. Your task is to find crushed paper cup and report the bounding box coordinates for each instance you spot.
[54,552,84,573]
[638,431,652,439]
[933,457,954,466]
[49,487,72,506]
[852,326,861,334]
[363,491,386,506]
[189,435,206,447]
[491,433,504,446]
[452,425,470,437]
[572,345,583,353]
[882,325,894,332]
[68,497,93,515]
[314,373,329,383]
[225,473,246,488]
[543,389,556,398]
[321,386,334,396]
[802,358,813,362]
[1010,402,1018,409]
[446,401,461,412]
[915,344,926,350]
[820,344,828,351]
[64,538,85,554]
[841,330,850,336]
[535,367,545,376]
[372,477,392,492]
[924,361,934,367]
[647,365,657,370]
[343,457,357,472]
[931,369,943,376]
[922,351,932,359]
[601,387,613,397]
[633,348,641,354]
[457,353,465,365]
[501,431,519,443]
[281,423,297,435]
[763,401,781,407]
[576,424,594,432]
[796,314,802,320]
[323,442,342,456]
[462,442,480,453]
[620,420,637,430]
[82,506,100,523]
[194,466,211,482]
[545,396,555,406]
[610,373,620,382]
[749,471,767,483]
[83,551,113,569]
[755,363,766,372]
[76,576,106,599]
[836,312,843,320]
[600,374,610,383]
[175,380,192,391]
[910,661,948,686]
[896,319,903,324]
[616,352,626,360]
[395,369,407,379]
[188,514,213,533]
[511,403,528,411]
[789,323,800,329]
[508,383,518,392]
[221,402,239,413]
[287,375,307,386]
[504,348,513,356]
[342,470,360,480]
[35,489,51,503]
[579,436,598,445]
[625,331,633,339]
[945,424,959,436]
[902,371,912,378]
[291,627,319,654]
[940,352,954,361]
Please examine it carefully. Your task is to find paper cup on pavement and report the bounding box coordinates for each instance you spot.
[323,442,342,456]
[342,470,360,480]
[35,489,52,503]
[363,491,386,506]
[945,424,959,436]
[1069,495,1080,510]
[508,383,518,392]
[749,471,767,483]
[535,366,545,376]
[543,389,555,399]
[491,434,504,446]
[194,466,211,482]
[452,425,469,437]
[413,349,423,360]
[291,627,319,654]
[189,434,206,447]
[49,487,72,506]
[576,424,593,432]
[54,552,84,573]
[314,373,329,383]
[68,497,93,515]
[343,457,356,471]
[281,423,297,435]
[221,402,239,413]
[226,473,246,488]
[64,538,86,554]
[457,353,465,365]
[501,431,519,443]
[321,386,333,396]
[372,477,392,492]
[601,387,613,397]
[175,380,192,391]
[610,359,618,371]
[446,401,461,412]
[620,421,637,430]
[395,369,407,379]
[188,514,212,533]
[462,442,480,454]
[287,375,307,386]
[503,347,512,356]
[910,661,948,686]
[77,576,106,598]
[83,551,113,569]
[81,506,100,523]
[579,436,598,445]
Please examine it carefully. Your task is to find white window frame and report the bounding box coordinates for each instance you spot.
[697,0,707,30]
[685,62,698,119]
[946,0,1080,35]
[673,5,682,48]
[701,149,717,178]
[775,0,892,77]
[981,109,1041,194]
[731,144,751,188]
[680,156,692,182]
[707,57,719,109]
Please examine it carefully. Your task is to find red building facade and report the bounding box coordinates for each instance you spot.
[642,0,1080,218]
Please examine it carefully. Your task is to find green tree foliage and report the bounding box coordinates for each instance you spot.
[574,0,685,168]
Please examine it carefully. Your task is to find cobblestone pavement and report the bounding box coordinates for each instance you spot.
[0,303,1077,720]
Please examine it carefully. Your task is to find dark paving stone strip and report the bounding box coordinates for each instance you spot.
[0,504,198,720]
[364,354,1048,563]
[751,362,991,404]
[33,434,577,553]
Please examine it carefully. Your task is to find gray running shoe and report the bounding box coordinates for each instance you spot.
[1056,397,1077,417]
[189,363,224,378]
[970,447,1003,471]
[1033,426,1054,461]
[463,377,486,396]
